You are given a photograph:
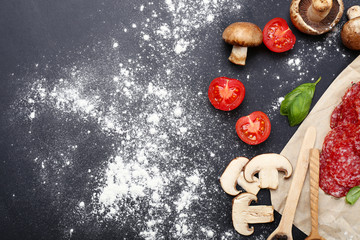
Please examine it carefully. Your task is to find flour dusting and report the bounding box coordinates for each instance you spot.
[6,0,352,239]
[7,0,247,239]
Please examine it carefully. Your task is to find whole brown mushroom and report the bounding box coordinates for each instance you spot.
[290,0,344,35]
[341,6,360,50]
[222,22,262,66]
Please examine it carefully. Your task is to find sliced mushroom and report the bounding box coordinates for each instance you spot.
[244,153,293,190]
[232,193,274,236]
[290,0,344,35]
[341,6,360,50]
[220,157,249,196]
[220,157,260,196]
[237,172,260,196]
[222,22,262,65]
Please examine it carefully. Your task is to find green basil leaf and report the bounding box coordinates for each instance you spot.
[280,89,303,116]
[288,92,312,126]
[280,77,321,126]
[346,186,360,205]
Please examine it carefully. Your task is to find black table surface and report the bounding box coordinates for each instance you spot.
[0,1,359,239]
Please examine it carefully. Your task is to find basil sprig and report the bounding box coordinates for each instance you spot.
[346,186,360,205]
[280,77,321,126]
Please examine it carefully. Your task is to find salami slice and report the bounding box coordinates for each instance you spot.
[320,83,360,198]
[319,162,350,198]
[330,83,360,128]
[321,124,360,188]
[330,103,358,128]
[330,151,360,187]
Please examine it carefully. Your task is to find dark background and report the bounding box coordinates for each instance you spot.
[0,0,358,239]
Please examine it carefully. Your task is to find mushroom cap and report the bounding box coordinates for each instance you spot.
[219,157,249,196]
[222,22,263,47]
[290,0,344,35]
[347,5,360,20]
[244,153,293,183]
[233,192,258,207]
[341,17,360,50]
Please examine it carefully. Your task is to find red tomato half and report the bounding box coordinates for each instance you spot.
[236,111,271,145]
[208,77,245,111]
[263,17,296,53]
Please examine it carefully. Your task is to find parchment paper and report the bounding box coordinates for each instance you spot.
[271,55,360,240]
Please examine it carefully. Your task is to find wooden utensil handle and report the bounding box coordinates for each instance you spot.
[309,148,320,232]
[278,127,316,232]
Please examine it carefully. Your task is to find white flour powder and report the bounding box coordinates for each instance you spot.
[7,0,351,239]
[9,1,248,238]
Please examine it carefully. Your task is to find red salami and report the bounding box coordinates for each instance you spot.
[319,162,350,198]
[320,82,360,198]
[330,83,360,128]
[330,147,360,187]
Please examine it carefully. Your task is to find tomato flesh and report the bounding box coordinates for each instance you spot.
[208,77,245,111]
[263,17,296,53]
[236,111,271,145]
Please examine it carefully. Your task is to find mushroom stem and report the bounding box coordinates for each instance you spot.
[241,206,274,223]
[347,5,360,20]
[258,169,279,190]
[307,0,333,22]
[229,46,247,66]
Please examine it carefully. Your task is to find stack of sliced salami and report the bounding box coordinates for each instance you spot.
[320,83,360,197]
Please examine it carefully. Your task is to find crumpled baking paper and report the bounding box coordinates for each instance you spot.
[271,55,360,240]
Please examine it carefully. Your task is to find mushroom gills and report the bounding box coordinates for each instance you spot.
[229,46,247,66]
[290,0,344,35]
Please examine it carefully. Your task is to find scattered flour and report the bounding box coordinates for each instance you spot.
[174,39,190,54]
[7,0,351,239]
[161,0,242,55]
[112,42,119,49]
[13,53,218,238]
[287,58,302,70]
[9,0,248,237]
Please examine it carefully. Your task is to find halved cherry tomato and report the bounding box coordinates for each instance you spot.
[263,17,296,53]
[236,111,271,145]
[208,77,245,111]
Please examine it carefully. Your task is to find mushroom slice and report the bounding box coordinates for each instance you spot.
[290,0,344,35]
[237,172,260,196]
[232,193,274,236]
[220,157,249,196]
[244,153,293,190]
[222,22,262,65]
[341,6,360,50]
